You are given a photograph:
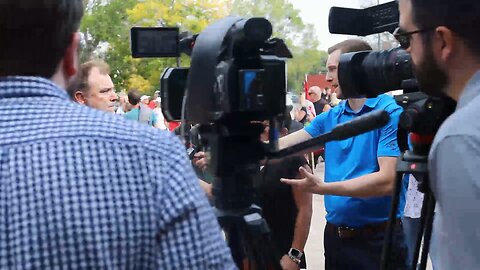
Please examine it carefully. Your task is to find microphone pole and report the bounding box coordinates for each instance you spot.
[270,110,390,159]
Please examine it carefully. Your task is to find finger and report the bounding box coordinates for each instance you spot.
[194,152,205,158]
[298,166,315,178]
[195,159,206,168]
[280,178,305,186]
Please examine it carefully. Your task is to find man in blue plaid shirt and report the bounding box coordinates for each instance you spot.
[0,1,235,269]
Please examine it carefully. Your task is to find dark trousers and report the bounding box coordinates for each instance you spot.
[324,223,407,270]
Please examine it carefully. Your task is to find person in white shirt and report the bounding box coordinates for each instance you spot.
[152,97,167,130]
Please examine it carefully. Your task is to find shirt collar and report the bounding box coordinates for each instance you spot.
[457,71,480,110]
[342,96,382,114]
[0,76,69,100]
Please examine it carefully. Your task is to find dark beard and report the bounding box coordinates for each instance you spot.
[413,44,449,97]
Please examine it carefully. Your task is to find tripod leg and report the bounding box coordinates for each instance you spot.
[419,191,435,270]
[380,171,404,270]
[411,191,428,269]
[224,225,246,269]
[411,189,435,270]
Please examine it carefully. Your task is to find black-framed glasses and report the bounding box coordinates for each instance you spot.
[393,27,436,49]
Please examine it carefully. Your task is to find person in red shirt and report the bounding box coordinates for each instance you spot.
[148,91,160,109]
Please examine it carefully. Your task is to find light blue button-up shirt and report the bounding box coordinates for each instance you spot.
[429,71,480,269]
[0,77,236,269]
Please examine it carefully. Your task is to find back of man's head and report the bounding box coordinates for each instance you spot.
[328,39,373,54]
[308,86,322,102]
[408,0,480,60]
[128,89,142,106]
[0,0,84,78]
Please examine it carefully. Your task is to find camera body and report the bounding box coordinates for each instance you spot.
[186,17,291,124]
[136,17,292,125]
[329,1,455,139]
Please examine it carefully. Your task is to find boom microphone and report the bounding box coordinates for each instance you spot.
[272,110,390,158]
[330,109,390,140]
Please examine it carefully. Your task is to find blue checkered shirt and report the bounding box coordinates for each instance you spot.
[0,77,236,269]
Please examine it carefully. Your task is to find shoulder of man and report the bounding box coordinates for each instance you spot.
[433,94,480,149]
[375,94,403,113]
[69,104,177,154]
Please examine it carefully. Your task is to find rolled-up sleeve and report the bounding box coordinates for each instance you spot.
[377,106,402,157]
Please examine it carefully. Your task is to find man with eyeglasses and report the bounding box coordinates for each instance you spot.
[280,39,406,269]
[398,0,480,268]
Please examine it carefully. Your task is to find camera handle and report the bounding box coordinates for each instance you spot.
[380,150,435,270]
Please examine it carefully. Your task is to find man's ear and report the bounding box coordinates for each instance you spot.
[433,26,455,64]
[74,91,87,105]
[63,32,81,78]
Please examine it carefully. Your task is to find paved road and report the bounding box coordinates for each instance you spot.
[303,162,326,270]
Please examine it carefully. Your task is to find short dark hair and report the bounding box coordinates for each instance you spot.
[128,89,142,106]
[0,0,84,77]
[408,0,480,58]
[67,60,110,99]
[328,39,373,54]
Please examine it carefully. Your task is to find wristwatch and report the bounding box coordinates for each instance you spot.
[287,248,303,265]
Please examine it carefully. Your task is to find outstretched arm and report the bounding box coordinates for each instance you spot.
[281,156,397,197]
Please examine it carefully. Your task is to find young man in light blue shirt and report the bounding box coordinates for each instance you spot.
[281,39,406,269]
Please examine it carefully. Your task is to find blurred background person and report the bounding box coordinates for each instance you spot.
[148,90,160,109]
[115,93,130,115]
[323,87,332,104]
[297,93,315,126]
[152,97,167,130]
[307,86,331,115]
[140,94,150,106]
[329,92,341,107]
[124,89,157,126]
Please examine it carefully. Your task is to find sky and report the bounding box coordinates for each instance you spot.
[290,0,384,50]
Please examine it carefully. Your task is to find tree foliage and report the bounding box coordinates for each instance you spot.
[80,0,228,94]
[230,0,328,93]
[80,0,327,95]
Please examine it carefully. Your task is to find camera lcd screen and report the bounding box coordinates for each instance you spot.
[239,69,265,110]
[131,27,179,58]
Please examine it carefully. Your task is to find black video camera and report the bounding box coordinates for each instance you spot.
[131,17,295,269]
[329,3,457,269]
[131,17,292,125]
[328,1,455,138]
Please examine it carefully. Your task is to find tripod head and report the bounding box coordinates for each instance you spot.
[382,95,456,270]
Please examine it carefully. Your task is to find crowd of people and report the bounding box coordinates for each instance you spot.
[1,0,479,269]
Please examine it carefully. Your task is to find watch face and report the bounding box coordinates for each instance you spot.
[289,248,301,258]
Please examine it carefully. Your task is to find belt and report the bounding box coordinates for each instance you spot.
[325,219,402,239]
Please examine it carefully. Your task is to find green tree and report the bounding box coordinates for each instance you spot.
[80,0,228,95]
[80,0,139,91]
[229,0,328,92]
[126,0,229,93]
